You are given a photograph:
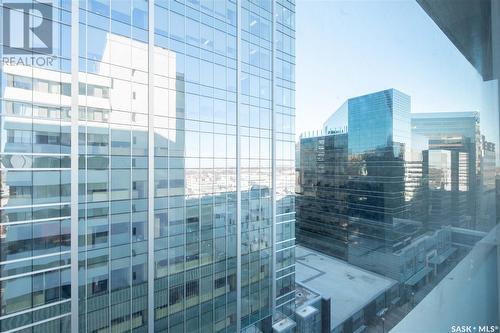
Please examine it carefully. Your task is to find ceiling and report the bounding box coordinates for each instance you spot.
[417,0,493,81]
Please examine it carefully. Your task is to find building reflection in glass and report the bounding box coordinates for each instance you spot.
[0,0,296,332]
[297,89,497,286]
[298,89,424,277]
[412,112,496,231]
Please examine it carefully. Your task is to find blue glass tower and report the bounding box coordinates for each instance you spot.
[297,89,426,277]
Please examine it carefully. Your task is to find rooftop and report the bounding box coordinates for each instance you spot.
[295,283,321,308]
[272,317,296,333]
[296,305,319,319]
[411,111,479,120]
[295,245,398,331]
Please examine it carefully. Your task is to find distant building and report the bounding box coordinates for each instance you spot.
[295,89,467,296]
[410,113,497,231]
[478,137,496,229]
[296,133,350,259]
[411,112,487,230]
[297,89,426,263]
[423,147,469,228]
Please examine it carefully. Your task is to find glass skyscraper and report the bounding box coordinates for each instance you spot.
[0,0,296,332]
[296,89,497,287]
[411,112,491,231]
[297,89,426,276]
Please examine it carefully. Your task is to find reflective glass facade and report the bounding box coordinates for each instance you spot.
[296,89,426,277]
[411,112,496,231]
[424,146,469,228]
[0,0,295,332]
[296,90,497,286]
[0,1,72,331]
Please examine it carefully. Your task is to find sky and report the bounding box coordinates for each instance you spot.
[295,0,495,139]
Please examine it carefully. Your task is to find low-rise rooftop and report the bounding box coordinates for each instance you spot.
[295,245,398,331]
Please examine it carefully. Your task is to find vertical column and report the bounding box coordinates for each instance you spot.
[70,1,80,332]
[147,1,155,332]
[236,0,242,331]
[271,0,278,321]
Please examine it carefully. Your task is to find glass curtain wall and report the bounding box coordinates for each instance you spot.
[1,0,296,332]
[0,1,72,332]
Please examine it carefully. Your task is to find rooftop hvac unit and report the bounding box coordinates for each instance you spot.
[295,305,321,333]
[272,317,296,333]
